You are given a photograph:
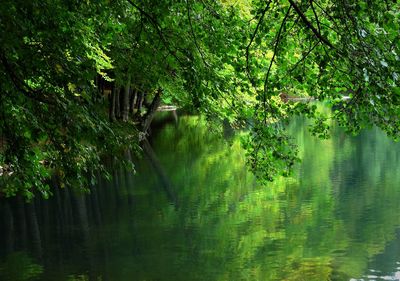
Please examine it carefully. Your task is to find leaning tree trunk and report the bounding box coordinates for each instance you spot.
[122,75,131,122]
[141,89,162,134]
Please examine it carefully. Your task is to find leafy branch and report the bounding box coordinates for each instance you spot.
[0,51,56,105]
[186,0,210,67]
[245,0,272,86]
[288,0,334,48]
[262,4,292,122]
[126,0,184,66]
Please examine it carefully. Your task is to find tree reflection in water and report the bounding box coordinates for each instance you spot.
[1,115,400,281]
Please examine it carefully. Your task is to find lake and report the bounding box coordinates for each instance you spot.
[1,113,400,281]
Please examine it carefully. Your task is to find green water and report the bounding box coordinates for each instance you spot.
[1,114,400,281]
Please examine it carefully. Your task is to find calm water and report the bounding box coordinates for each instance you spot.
[1,114,400,281]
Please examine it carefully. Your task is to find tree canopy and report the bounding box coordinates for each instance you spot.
[0,0,399,198]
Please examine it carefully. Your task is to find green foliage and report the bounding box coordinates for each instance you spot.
[0,0,399,197]
[242,122,299,180]
[91,115,400,281]
[0,0,139,198]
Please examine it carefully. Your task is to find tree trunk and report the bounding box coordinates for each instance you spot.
[135,91,144,117]
[115,87,121,119]
[129,89,137,115]
[122,75,131,122]
[109,84,116,122]
[141,89,162,134]
[172,110,179,125]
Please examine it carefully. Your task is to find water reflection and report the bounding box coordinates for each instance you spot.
[1,114,400,281]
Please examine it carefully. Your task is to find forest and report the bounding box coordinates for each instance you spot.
[0,0,399,198]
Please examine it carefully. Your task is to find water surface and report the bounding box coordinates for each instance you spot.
[1,114,400,281]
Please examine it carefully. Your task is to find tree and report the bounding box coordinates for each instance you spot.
[238,0,400,180]
[0,0,399,198]
[0,0,133,198]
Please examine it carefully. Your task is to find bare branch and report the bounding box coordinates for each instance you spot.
[245,1,272,86]
[263,4,293,119]
[288,0,334,48]
[288,41,320,74]
[310,0,321,34]
[263,5,292,96]
[186,0,210,67]
[126,0,184,65]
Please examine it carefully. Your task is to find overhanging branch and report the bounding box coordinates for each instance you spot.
[310,0,321,34]
[263,4,293,121]
[245,0,272,86]
[288,0,334,48]
[126,0,184,66]
[186,0,209,67]
[0,51,56,105]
